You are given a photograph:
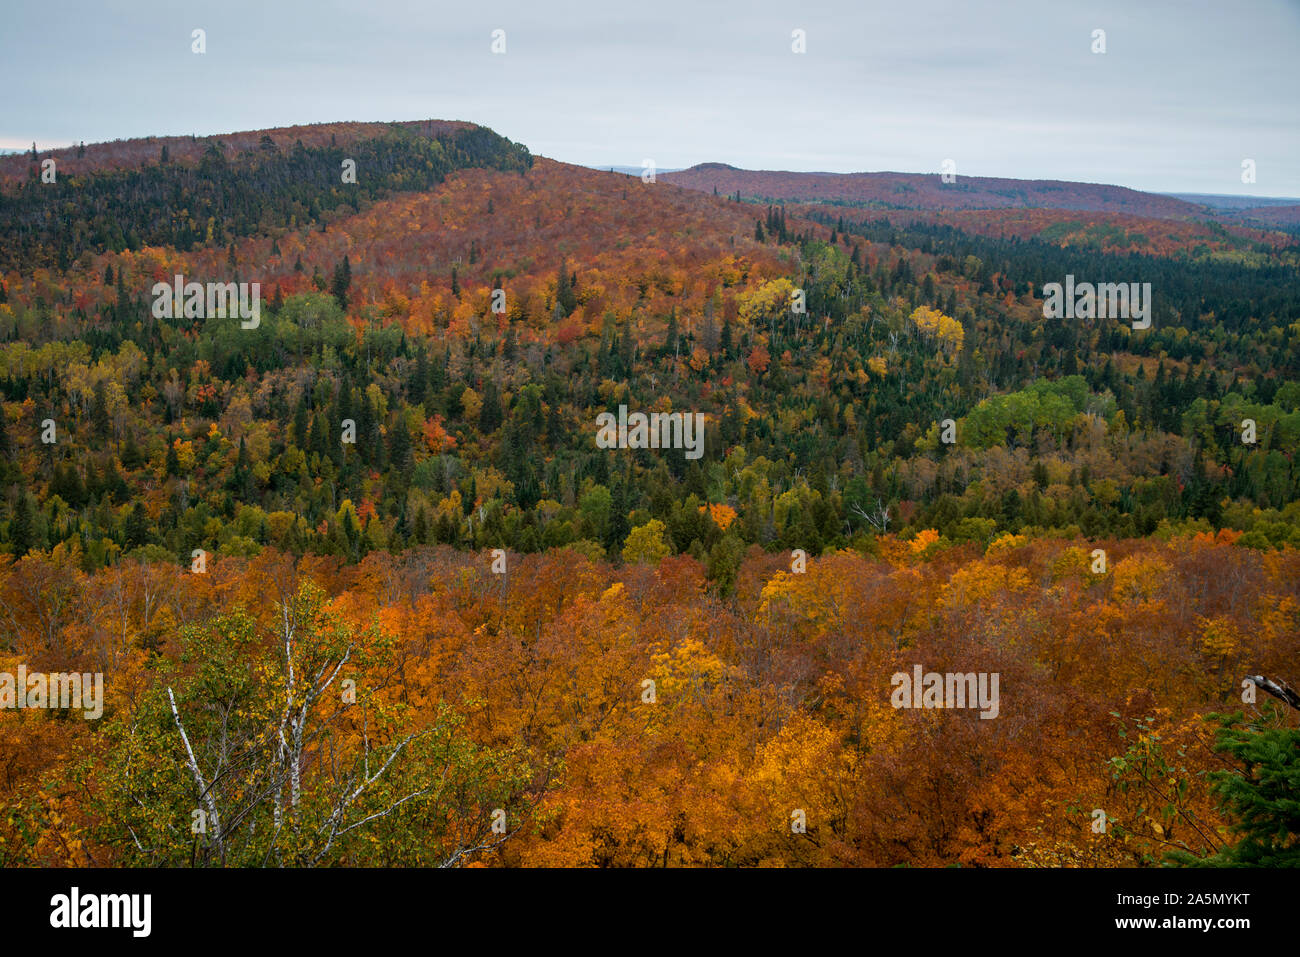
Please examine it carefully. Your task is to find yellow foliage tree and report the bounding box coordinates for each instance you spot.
[622,519,672,565]
[909,306,964,353]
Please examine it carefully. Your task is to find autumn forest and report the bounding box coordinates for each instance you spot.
[1,118,1298,870]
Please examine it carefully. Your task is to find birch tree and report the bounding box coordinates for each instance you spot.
[92,581,530,866]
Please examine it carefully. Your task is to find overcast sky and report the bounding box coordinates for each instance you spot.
[3,0,1297,195]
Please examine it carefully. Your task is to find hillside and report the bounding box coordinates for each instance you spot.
[793,204,1296,257]
[2,119,1298,565]
[1223,204,1300,232]
[662,164,1213,219]
[0,119,482,183]
[1,120,1299,873]
[0,120,532,271]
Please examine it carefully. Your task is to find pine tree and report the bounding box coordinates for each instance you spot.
[292,396,310,448]
[1170,710,1300,867]
[479,380,503,434]
[309,412,330,457]
[121,431,143,470]
[556,261,577,316]
[410,351,429,406]
[125,502,151,548]
[331,256,351,310]
[9,493,34,556]
[91,379,111,438]
[431,348,448,393]
[115,268,129,323]
[233,436,251,494]
[388,415,414,483]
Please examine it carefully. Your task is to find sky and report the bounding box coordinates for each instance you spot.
[2,0,1297,196]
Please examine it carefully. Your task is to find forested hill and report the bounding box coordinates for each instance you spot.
[0,121,1298,577]
[0,120,533,271]
[662,164,1212,218]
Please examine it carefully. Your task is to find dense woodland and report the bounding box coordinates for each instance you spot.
[0,121,1298,867]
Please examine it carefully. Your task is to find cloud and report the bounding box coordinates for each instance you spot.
[0,0,1295,194]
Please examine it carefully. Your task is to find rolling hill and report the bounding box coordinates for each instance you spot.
[661,163,1213,218]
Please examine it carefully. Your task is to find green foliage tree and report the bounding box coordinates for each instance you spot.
[1170,707,1300,867]
[622,518,672,564]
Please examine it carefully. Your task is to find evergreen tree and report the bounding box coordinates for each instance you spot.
[1171,709,1300,867]
[232,436,251,496]
[91,379,111,438]
[308,412,330,458]
[388,415,414,485]
[9,493,35,556]
[331,256,352,310]
[555,260,577,316]
[292,396,310,449]
[125,502,151,548]
[409,350,429,406]
[479,379,503,434]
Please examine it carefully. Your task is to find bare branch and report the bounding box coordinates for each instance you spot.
[1246,674,1300,711]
